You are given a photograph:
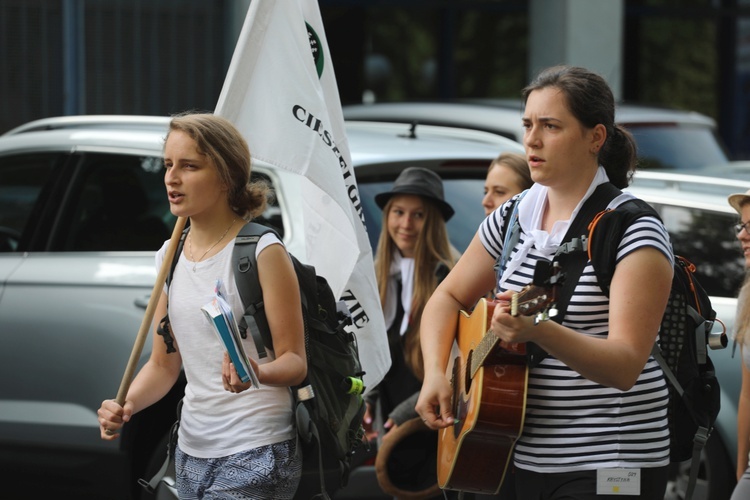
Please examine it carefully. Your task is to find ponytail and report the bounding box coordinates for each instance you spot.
[599,124,637,189]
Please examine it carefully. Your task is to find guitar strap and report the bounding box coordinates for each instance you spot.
[527,182,622,368]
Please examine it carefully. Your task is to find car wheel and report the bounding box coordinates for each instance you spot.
[663,433,736,500]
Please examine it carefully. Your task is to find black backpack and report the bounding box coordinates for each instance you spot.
[585,196,726,500]
[498,183,727,500]
[146,221,367,500]
[232,222,367,500]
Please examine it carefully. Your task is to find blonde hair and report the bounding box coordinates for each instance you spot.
[733,197,750,347]
[167,112,271,219]
[489,152,533,191]
[374,196,455,379]
[735,272,750,347]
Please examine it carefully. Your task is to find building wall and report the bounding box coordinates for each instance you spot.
[0,0,231,133]
[0,0,747,158]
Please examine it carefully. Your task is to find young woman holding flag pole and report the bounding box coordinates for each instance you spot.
[98,112,307,499]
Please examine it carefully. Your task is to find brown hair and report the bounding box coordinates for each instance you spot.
[167,112,270,219]
[522,65,637,189]
[374,195,455,379]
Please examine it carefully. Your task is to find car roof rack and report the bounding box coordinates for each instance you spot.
[632,170,750,198]
[3,115,170,136]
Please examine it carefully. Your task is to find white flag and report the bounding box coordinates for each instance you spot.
[215,0,390,390]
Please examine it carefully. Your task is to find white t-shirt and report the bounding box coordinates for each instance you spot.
[156,232,295,458]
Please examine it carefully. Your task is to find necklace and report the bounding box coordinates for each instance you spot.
[188,219,236,272]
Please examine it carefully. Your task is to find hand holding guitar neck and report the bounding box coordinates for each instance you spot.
[510,259,561,324]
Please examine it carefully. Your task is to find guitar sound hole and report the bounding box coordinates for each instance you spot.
[465,350,473,392]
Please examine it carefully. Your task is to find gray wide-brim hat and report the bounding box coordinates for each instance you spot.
[374,417,441,499]
[728,188,750,214]
[374,167,455,221]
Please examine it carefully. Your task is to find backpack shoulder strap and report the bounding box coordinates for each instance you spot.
[166,226,190,289]
[233,221,281,359]
[587,197,662,297]
[526,182,622,367]
[551,181,623,319]
[493,189,527,282]
[155,226,191,354]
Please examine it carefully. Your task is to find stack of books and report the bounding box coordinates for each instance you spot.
[201,281,260,387]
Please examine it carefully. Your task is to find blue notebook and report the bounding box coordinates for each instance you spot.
[201,281,260,387]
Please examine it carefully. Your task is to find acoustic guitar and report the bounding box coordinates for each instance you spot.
[437,261,561,494]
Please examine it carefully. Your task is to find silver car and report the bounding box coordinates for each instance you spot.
[0,115,522,499]
[626,172,747,500]
[343,100,731,174]
[0,115,743,500]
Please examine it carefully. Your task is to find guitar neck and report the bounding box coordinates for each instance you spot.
[468,328,504,378]
[468,282,556,376]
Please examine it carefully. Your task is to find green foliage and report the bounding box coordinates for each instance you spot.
[361,1,723,122]
[453,10,528,98]
[636,16,717,119]
[364,5,528,102]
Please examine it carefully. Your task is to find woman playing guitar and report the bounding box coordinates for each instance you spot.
[416,65,674,500]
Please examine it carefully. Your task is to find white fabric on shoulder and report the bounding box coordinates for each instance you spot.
[500,167,614,290]
[255,231,283,257]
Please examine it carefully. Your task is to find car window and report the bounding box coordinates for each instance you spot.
[629,125,729,171]
[33,154,283,253]
[652,202,744,297]
[0,153,60,252]
[359,178,486,254]
[49,154,285,252]
[57,153,173,251]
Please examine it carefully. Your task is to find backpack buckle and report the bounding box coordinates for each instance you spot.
[238,255,252,273]
[297,384,315,402]
[555,235,588,256]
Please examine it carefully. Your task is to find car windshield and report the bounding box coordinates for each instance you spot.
[629,124,729,170]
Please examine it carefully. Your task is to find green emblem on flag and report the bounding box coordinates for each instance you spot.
[306,22,324,78]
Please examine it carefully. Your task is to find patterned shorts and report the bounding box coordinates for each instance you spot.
[175,438,301,499]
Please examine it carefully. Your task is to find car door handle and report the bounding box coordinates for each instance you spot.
[134,295,152,309]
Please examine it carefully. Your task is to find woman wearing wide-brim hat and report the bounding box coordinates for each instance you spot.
[367,167,455,498]
[729,189,750,500]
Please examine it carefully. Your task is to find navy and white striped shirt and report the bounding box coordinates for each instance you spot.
[479,195,673,473]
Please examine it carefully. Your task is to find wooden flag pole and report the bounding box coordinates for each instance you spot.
[115,216,187,406]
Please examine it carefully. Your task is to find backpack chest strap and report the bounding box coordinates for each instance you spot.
[554,235,588,257]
